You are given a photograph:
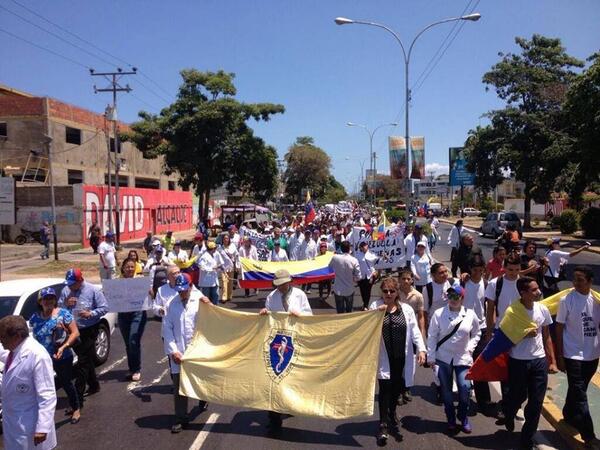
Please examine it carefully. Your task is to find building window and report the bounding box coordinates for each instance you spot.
[109,137,122,153]
[168,181,176,191]
[65,126,81,145]
[67,169,84,185]
[0,122,7,137]
[135,177,159,189]
[104,174,128,187]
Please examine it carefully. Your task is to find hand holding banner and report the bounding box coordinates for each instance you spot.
[102,276,152,312]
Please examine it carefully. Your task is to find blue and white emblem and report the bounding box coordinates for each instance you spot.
[268,333,295,378]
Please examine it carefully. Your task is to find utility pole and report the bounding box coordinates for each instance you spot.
[91,67,136,247]
[42,98,59,260]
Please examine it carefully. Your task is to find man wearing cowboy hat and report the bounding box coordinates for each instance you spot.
[259,269,312,433]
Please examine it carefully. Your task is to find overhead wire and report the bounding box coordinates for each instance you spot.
[7,0,173,100]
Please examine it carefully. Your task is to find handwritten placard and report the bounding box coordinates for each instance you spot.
[102,276,152,312]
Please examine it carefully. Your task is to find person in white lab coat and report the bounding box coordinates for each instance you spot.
[259,269,312,434]
[0,315,57,450]
[162,273,211,434]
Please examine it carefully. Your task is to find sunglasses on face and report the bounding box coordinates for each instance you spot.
[382,289,397,294]
[448,294,462,301]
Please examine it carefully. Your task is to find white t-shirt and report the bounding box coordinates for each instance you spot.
[423,280,451,314]
[463,279,486,328]
[411,254,432,286]
[98,241,116,268]
[510,302,552,360]
[556,290,600,361]
[485,276,519,326]
[544,250,570,278]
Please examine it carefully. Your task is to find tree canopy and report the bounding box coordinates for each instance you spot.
[124,69,284,218]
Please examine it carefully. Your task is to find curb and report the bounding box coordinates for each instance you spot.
[541,395,585,450]
[437,218,600,255]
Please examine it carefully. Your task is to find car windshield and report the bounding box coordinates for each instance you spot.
[0,296,20,319]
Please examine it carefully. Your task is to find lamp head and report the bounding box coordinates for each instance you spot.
[335,17,354,25]
[461,13,481,21]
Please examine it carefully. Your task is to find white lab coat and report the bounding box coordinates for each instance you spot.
[369,299,426,386]
[1,337,57,450]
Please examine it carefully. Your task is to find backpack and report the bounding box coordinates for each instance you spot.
[152,265,168,293]
[426,277,456,310]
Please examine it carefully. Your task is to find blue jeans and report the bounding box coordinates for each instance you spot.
[118,311,147,373]
[504,357,548,448]
[334,293,354,313]
[563,358,598,442]
[436,359,472,424]
[54,357,79,412]
[201,286,219,305]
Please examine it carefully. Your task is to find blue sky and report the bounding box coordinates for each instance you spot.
[2,0,599,193]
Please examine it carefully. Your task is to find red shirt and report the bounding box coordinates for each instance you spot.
[486,258,505,279]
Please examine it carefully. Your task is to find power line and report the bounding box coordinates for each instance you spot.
[411,0,474,91]
[133,78,171,104]
[412,0,481,95]
[0,27,90,69]
[7,0,173,99]
[0,4,116,68]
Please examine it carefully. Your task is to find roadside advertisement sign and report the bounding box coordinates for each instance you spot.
[389,136,407,180]
[410,136,425,180]
[449,147,475,186]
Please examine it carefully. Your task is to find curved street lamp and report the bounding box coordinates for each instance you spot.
[336,13,481,203]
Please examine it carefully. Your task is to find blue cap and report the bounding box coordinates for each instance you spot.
[40,287,56,298]
[174,273,191,292]
[155,245,164,253]
[105,231,115,238]
[447,285,464,298]
[64,268,84,286]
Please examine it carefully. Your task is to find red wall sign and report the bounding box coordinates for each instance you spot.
[82,185,193,246]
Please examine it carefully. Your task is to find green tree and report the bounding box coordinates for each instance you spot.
[557,53,600,208]
[124,69,284,219]
[320,176,348,203]
[481,35,583,228]
[464,125,505,196]
[283,137,331,201]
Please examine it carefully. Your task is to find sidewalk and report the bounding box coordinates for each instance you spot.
[543,370,600,449]
[438,217,600,255]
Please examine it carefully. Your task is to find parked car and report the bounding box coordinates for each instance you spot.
[480,211,523,238]
[0,278,117,366]
[462,207,481,217]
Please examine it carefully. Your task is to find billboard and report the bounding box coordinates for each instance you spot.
[410,136,425,180]
[389,136,407,180]
[449,147,475,186]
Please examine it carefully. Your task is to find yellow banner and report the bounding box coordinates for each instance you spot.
[180,304,384,419]
[239,251,334,276]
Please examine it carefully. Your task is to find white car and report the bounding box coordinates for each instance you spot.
[462,207,481,217]
[0,278,117,366]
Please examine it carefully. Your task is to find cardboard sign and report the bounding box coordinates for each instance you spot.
[102,276,152,312]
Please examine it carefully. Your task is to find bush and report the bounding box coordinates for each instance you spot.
[580,207,600,238]
[558,209,579,234]
[549,215,562,230]
[386,208,406,221]
[478,210,489,218]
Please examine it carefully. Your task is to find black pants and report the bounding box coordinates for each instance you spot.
[563,358,599,442]
[472,332,491,407]
[73,323,100,404]
[378,357,405,427]
[318,280,331,298]
[357,278,373,309]
[54,357,80,412]
[504,357,548,448]
[450,247,459,277]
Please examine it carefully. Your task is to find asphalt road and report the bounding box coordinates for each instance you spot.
[5,224,598,449]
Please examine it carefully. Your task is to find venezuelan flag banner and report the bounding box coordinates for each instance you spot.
[467,289,600,382]
[239,252,335,289]
[180,304,385,418]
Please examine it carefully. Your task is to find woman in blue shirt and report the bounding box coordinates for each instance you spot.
[29,287,81,424]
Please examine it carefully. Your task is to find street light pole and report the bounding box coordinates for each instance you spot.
[347,122,397,204]
[336,13,481,206]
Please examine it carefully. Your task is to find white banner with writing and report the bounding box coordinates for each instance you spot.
[349,226,406,270]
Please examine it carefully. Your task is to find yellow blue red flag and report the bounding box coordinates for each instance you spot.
[239,251,335,289]
[180,304,385,418]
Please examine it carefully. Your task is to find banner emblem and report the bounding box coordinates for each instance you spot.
[265,331,296,382]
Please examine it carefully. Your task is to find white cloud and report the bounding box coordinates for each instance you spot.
[425,163,449,176]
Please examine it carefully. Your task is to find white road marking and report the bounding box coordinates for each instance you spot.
[128,368,170,394]
[156,356,168,364]
[99,355,127,375]
[189,413,220,450]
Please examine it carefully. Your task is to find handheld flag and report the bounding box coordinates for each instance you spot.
[304,190,316,224]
